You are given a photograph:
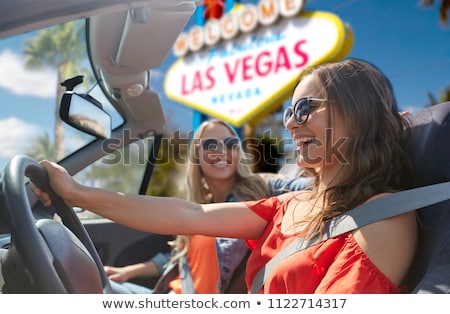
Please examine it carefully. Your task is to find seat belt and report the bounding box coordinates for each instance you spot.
[250,181,450,294]
[152,254,196,294]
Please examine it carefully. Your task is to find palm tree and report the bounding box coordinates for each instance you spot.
[420,1,450,107]
[426,86,450,106]
[420,0,450,24]
[23,20,87,161]
[25,132,54,161]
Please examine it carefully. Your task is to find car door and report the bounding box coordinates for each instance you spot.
[75,134,177,289]
[83,218,173,289]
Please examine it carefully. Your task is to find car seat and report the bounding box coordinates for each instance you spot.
[224,250,250,294]
[405,101,450,293]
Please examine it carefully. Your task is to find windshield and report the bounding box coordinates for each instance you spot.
[0,17,190,215]
[0,19,123,174]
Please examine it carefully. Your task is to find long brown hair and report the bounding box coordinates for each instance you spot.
[298,58,415,238]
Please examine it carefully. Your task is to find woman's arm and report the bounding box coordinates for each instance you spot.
[104,252,170,281]
[31,160,267,239]
[104,260,159,282]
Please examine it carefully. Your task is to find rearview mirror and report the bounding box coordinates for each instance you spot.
[60,91,111,139]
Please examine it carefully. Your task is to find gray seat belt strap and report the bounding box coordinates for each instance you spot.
[250,181,450,294]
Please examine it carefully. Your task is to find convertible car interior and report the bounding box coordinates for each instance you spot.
[1,101,449,294]
[0,0,449,294]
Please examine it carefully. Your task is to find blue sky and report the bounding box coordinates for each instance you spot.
[153,0,450,130]
[0,0,449,167]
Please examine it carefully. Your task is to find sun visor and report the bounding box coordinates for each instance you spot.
[114,3,196,71]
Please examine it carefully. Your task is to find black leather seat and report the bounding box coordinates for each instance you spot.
[405,101,450,293]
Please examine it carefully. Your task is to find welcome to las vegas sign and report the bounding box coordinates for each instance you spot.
[164,1,353,127]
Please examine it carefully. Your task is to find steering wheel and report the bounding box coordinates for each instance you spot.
[2,155,113,293]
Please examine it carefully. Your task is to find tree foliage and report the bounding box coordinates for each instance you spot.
[23,20,90,160]
[420,0,450,24]
[25,132,54,161]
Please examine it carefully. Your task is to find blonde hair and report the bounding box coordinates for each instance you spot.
[169,119,270,260]
[186,119,269,203]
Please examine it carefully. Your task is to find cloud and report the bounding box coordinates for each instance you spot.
[0,117,42,159]
[0,49,57,98]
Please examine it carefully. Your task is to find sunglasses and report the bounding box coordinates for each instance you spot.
[200,137,240,152]
[283,97,327,127]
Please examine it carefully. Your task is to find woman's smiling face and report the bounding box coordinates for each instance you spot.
[285,75,348,173]
[198,123,240,183]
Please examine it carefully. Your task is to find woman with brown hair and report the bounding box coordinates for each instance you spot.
[33,58,417,293]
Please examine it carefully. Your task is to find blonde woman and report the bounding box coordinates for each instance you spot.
[107,119,310,293]
[165,119,310,293]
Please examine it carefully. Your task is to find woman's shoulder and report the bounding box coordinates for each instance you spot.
[354,210,418,244]
[354,192,418,235]
[243,195,287,221]
[353,192,418,249]
[352,195,419,285]
[276,190,312,203]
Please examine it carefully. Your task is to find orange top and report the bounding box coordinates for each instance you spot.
[169,235,220,293]
[244,197,403,294]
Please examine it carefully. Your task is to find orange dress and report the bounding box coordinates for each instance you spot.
[244,197,403,294]
[168,235,220,293]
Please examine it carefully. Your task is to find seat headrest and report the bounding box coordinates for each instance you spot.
[406,102,450,186]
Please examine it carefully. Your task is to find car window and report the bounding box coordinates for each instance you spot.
[74,129,190,219]
[0,18,190,221]
[0,19,123,182]
[0,19,168,222]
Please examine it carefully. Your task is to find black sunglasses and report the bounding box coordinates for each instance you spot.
[200,137,240,152]
[283,97,326,127]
